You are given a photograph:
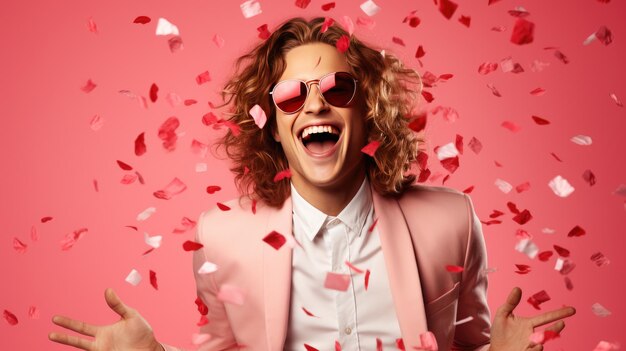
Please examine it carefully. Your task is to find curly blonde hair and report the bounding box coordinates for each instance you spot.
[214,17,424,208]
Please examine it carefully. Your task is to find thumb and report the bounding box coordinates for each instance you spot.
[105,288,132,319]
[498,287,522,317]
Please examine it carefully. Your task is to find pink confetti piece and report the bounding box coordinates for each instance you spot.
[345,261,365,274]
[3,310,18,325]
[192,333,211,345]
[361,140,380,156]
[510,18,534,45]
[321,17,335,33]
[60,228,88,251]
[438,0,458,19]
[212,34,224,48]
[392,37,406,46]
[321,2,335,11]
[418,331,439,350]
[295,0,311,8]
[324,272,351,291]
[196,71,211,85]
[173,217,197,234]
[340,16,354,35]
[13,238,27,253]
[28,306,39,319]
[133,16,151,24]
[495,178,513,193]
[198,261,218,274]
[144,232,162,249]
[458,15,471,27]
[591,252,610,267]
[445,265,464,273]
[30,225,39,242]
[360,0,380,16]
[478,62,498,75]
[167,93,183,107]
[81,79,97,93]
[487,83,501,97]
[508,6,530,17]
[357,16,376,30]
[157,116,180,151]
[149,270,158,290]
[336,35,350,53]
[468,137,482,154]
[610,93,623,107]
[217,284,245,305]
[527,290,550,310]
[136,207,156,221]
[592,302,611,317]
[153,177,187,200]
[263,230,287,250]
[273,169,292,182]
[125,269,142,286]
[554,257,576,275]
[515,238,539,259]
[90,114,104,131]
[593,341,620,351]
[249,104,267,129]
[156,18,179,36]
[548,175,574,197]
[240,0,262,18]
[570,134,592,146]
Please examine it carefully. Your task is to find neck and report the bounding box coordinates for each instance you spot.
[291,170,366,216]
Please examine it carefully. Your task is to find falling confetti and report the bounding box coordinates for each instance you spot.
[361,140,380,156]
[510,18,534,45]
[155,18,179,36]
[360,0,381,16]
[324,272,351,291]
[198,261,218,274]
[240,0,262,18]
[125,269,142,286]
[249,104,267,129]
[153,178,187,200]
[263,231,287,250]
[548,175,574,197]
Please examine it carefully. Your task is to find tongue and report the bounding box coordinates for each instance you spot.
[305,140,336,154]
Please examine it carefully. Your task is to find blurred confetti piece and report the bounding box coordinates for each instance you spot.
[321,17,335,33]
[553,245,570,257]
[90,114,104,131]
[495,178,513,194]
[529,87,545,96]
[571,135,592,145]
[340,16,354,35]
[357,16,376,30]
[153,177,187,200]
[554,257,576,275]
[13,238,27,253]
[212,34,225,48]
[156,18,179,36]
[196,71,211,85]
[612,184,626,197]
[302,307,318,317]
[249,104,267,129]
[3,310,18,325]
[478,62,498,75]
[321,2,335,11]
[591,252,610,267]
[28,306,39,319]
[530,330,560,344]
[157,116,180,151]
[361,140,380,156]
[305,344,319,351]
[324,272,351,291]
[192,333,211,345]
[564,276,574,291]
[274,169,292,182]
[360,0,380,16]
[582,169,596,186]
[610,93,623,107]
[508,6,530,17]
[419,331,439,350]
[403,10,421,28]
[81,79,97,93]
[198,261,218,274]
[445,265,464,273]
[538,251,553,262]
[514,264,531,274]
[31,225,39,242]
[217,284,245,305]
[459,15,471,27]
[531,115,550,125]
[257,24,271,39]
[592,302,611,317]
[149,270,158,290]
[567,225,586,237]
[454,316,473,325]
[487,84,501,97]
[345,261,365,274]
[392,37,406,46]
[125,269,142,286]
[183,240,204,251]
[527,290,550,310]
[196,163,208,173]
[511,18,534,44]
[593,341,620,351]
[336,35,350,53]
[468,137,482,154]
[137,207,156,221]
[173,216,197,234]
[133,16,151,24]
[144,232,162,249]
[515,238,538,259]
[149,83,158,102]
[60,228,88,251]
[438,0,458,19]
[435,142,459,160]
[365,269,371,290]
[263,230,287,250]
[548,175,574,197]
[117,160,133,170]
[240,0,262,18]
[295,0,311,9]
[168,36,184,53]
[195,297,208,315]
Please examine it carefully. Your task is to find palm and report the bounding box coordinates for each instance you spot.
[49,288,160,351]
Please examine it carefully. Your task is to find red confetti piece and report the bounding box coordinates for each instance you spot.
[87,17,98,33]
[120,174,137,184]
[512,209,532,225]
[183,240,203,251]
[527,290,550,310]
[216,202,231,211]
[487,83,501,97]
[421,90,434,103]
[336,35,350,53]
[149,270,158,290]
[408,114,427,133]
[564,276,574,290]
[257,24,271,40]
[361,140,380,157]
[41,216,53,223]
[438,0,458,19]
[501,121,521,132]
[13,238,27,253]
[89,114,104,131]
[31,226,39,242]
[295,0,311,8]
[458,15,471,27]
[93,179,99,192]
[515,181,531,193]
[142,248,155,256]
[263,230,286,250]
[392,37,406,46]
[135,133,146,156]
[488,0,502,5]
[440,156,459,173]
[403,11,421,27]
[302,307,318,317]
[530,87,546,96]
[158,116,180,151]
[590,252,610,267]
[153,177,187,200]
[508,7,530,17]
[273,169,292,182]
[364,269,371,290]
[135,171,145,185]
[251,199,257,214]
[368,218,378,233]
[149,83,158,102]
[133,16,151,24]
[206,185,221,194]
[531,115,550,125]
[321,2,335,11]
[3,310,18,325]
[376,338,383,351]
[173,217,197,234]
[305,344,319,351]
[196,71,211,85]
[419,331,439,350]
[197,315,209,326]
[582,170,596,186]
[468,137,482,154]
[478,62,498,75]
[550,152,563,162]
[553,245,570,257]
[202,112,219,126]
[462,185,474,193]
[195,296,208,315]
[396,338,405,350]
[60,228,88,251]
[415,45,426,59]
[184,99,197,106]
[345,261,364,274]
[567,225,586,237]
[595,26,613,45]
[489,210,505,218]
[514,264,531,274]
[511,18,534,45]
[446,265,464,273]
[455,134,463,155]
[117,160,133,171]
[324,272,351,291]
[81,79,97,93]
[321,17,335,33]
[610,93,623,107]
[335,341,342,351]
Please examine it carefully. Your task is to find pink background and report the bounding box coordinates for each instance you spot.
[1,0,625,349]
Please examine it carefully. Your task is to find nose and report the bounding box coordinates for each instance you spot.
[303,83,330,115]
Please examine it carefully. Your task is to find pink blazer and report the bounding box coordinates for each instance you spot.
[162,184,491,351]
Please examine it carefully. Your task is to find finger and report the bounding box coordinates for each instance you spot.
[497,287,522,317]
[544,320,566,334]
[51,315,98,337]
[48,331,94,350]
[105,288,132,319]
[531,306,576,327]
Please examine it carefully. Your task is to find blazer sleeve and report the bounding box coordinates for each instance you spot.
[159,211,240,351]
[452,194,492,351]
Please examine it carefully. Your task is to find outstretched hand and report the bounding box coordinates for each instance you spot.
[489,287,576,351]
[49,288,163,351]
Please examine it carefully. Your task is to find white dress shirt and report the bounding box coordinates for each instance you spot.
[284,178,402,350]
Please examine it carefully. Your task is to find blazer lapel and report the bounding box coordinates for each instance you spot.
[372,188,429,349]
[262,195,293,351]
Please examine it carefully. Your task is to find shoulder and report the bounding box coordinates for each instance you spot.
[395,183,472,216]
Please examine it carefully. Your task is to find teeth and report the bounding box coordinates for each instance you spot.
[301,125,340,139]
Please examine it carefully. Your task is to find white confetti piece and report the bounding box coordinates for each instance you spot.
[360,0,381,16]
[610,93,623,107]
[125,269,142,286]
[554,257,576,274]
[436,142,459,160]
[593,341,620,351]
[155,18,179,36]
[592,303,611,317]
[196,162,208,173]
[612,184,626,197]
[549,175,575,197]
[240,0,262,18]
[198,261,219,274]
[192,333,211,345]
[515,238,538,259]
[541,227,556,234]
[570,134,592,145]
[137,207,156,221]
[143,232,162,249]
[495,178,513,194]
[454,316,473,325]
[212,34,225,48]
[249,104,267,129]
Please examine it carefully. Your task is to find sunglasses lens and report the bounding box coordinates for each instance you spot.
[273,80,307,113]
[320,72,356,107]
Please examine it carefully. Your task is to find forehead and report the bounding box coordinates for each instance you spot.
[279,42,351,80]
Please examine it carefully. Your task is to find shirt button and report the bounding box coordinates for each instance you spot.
[345,327,352,335]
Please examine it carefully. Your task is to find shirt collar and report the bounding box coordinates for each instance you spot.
[291,177,372,242]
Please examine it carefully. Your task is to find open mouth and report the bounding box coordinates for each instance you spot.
[299,125,341,155]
